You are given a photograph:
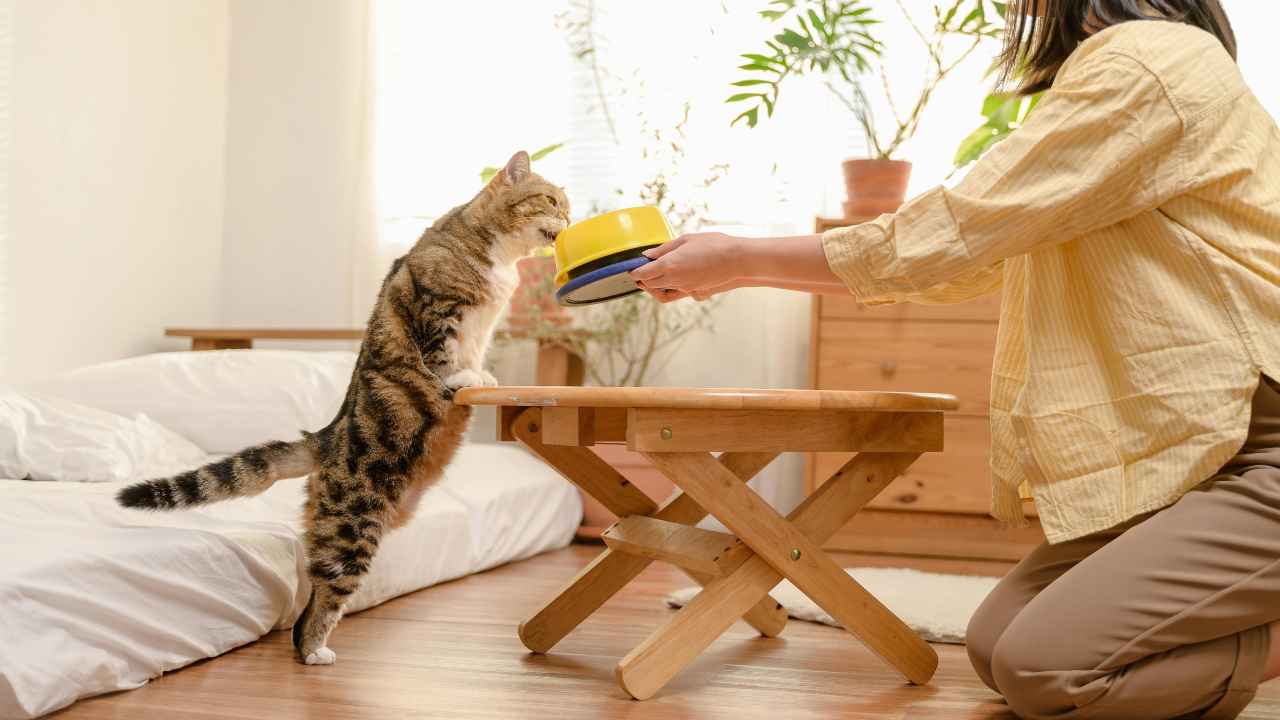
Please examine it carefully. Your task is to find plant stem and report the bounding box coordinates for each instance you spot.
[878,0,985,159]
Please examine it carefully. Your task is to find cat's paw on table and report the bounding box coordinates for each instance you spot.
[445,368,498,389]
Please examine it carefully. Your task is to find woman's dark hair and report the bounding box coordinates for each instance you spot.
[999,0,1236,94]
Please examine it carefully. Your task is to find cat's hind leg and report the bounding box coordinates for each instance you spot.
[293,468,388,665]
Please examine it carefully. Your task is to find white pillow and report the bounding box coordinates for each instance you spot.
[29,350,357,454]
[0,390,208,482]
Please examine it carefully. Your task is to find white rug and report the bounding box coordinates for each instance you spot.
[666,567,998,645]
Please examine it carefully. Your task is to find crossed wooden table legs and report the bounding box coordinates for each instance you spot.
[456,386,956,700]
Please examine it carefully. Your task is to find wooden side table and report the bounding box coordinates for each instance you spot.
[456,385,957,700]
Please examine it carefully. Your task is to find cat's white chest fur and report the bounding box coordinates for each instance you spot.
[443,260,519,389]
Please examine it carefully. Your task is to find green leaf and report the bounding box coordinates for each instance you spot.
[741,52,782,66]
[953,126,999,166]
[796,13,811,38]
[731,78,772,87]
[731,106,760,128]
[992,98,1020,126]
[952,91,1042,168]
[726,92,762,102]
[529,142,564,161]
[778,28,809,49]
[981,92,1007,117]
[941,1,960,27]
[806,9,825,34]
[479,166,499,183]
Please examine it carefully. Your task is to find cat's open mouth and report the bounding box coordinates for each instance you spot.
[540,228,559,244]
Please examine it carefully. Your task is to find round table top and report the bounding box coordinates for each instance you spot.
[454,386,958,412]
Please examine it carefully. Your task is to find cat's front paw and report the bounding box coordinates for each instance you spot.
[444,369,485,390]
[302,646,337,665]
[480,370,500,387]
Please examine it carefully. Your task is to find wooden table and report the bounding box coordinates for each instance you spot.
[456,385,958,700]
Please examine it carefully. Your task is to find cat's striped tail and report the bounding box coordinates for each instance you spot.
[116,438,317,510]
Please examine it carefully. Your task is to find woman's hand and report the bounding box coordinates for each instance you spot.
[628,231,850,302]
[629,233,747,303]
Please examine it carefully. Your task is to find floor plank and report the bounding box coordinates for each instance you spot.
[51,545,1280,719]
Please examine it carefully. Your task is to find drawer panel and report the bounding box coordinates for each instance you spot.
[815,319,995,416]
[820,292,1001,323]
[809,416,993,515]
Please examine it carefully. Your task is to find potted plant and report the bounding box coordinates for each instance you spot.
[729,0,1002,216]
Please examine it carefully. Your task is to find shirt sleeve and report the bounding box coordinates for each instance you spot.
[822,50,1187,304]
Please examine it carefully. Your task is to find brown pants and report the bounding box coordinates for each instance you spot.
[967,376,1280,719]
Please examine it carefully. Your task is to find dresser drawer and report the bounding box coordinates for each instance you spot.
[814,319,996,416]
[820,291,1001,323]
[809,416,994,515]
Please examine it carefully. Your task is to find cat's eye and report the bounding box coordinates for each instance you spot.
[546,195,559,208]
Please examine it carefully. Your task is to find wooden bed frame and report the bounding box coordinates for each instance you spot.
[165,327,584,386]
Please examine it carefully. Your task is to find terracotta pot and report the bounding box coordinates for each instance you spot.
[507,255,571,329]
[576,443,676,541]
[842,158,912,218]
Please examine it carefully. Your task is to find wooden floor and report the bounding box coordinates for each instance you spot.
[54,545,1280,720]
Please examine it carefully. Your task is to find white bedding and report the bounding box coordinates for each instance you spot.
[0,352,581,719]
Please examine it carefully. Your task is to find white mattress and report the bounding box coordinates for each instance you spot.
[0,442,580,719]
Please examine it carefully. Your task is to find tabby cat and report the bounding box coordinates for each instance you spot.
[117,151,570,665]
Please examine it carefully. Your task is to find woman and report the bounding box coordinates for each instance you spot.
[631,1,1280,718]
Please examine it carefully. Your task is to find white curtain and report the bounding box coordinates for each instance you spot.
[0,0,10,379]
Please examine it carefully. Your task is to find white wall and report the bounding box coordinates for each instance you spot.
[218,0,368,339]
[1230,2,1280,120]
[6,0,229,383]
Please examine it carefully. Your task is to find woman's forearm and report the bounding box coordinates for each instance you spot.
[736,235,850,293]
[631,230,854,302]
[737,276,855,295]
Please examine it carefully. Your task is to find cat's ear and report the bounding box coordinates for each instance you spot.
[502,150,531,184]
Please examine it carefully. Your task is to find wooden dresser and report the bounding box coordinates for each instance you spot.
[809,217,1045,571]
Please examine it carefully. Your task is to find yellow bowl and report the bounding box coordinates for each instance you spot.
[553,206,674,288]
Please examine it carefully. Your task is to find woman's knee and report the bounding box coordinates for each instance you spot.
[966,573,1042,693]
[965,593,1010,693]
[990,624,1097,719]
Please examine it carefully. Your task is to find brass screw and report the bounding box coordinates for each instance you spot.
[790,548,802,561]
[660,426,673,440]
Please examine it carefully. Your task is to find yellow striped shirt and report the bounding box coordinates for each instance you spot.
[822,21,1280,543]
